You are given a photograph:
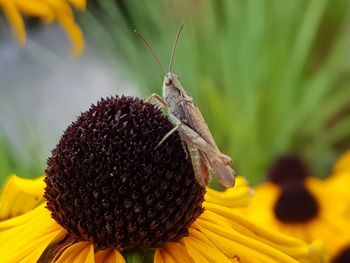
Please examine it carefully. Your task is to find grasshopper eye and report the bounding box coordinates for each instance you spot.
[165,78,173,86]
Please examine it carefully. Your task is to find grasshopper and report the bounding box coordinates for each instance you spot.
[134,21,235,187]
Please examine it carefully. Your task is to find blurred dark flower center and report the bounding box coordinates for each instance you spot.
[333,246,350,263]
[273,180,319,223]
[268,154,309,185]
[269,154,319,223]
[44,96,205,251]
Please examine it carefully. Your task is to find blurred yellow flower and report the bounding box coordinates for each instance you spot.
[242,154,350,262]
[0,0,86,56]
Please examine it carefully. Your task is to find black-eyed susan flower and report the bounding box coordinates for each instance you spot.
[243,154,350,261]
[0,0,86,56]
[0,97,325,262]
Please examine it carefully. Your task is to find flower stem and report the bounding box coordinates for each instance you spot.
[124,250,144,263]
[123,249,155,263]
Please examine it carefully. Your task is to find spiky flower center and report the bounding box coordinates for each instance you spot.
[44,96,205,251]
[268,155,319,223]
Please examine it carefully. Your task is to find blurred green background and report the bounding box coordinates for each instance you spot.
[1,0,350,186]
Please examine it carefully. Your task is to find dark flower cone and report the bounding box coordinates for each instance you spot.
[44,96,205,251]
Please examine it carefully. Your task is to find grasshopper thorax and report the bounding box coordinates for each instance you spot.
[163,72,182,106]
[162,72,188,123]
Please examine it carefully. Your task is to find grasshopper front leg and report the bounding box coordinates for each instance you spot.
[146,94,231,166]
[155,124,180,149]
[147,94,189,157]
[146,93,168,109]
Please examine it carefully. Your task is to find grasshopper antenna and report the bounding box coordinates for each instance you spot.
[133,30,166,75]
[168,20,185,72]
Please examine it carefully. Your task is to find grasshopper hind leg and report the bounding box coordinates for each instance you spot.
[211,160,236,188]
[200,151,235,188]
[187,145,211,186]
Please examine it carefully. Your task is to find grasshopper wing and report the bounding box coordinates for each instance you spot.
[175,86,235,187]
[177,88,218,149]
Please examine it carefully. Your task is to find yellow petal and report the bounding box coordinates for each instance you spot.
[197,229,271,263]
[205,202,305,247]
[333,150,350,174]
[197,209,233,229]
[323,172,350,206]
[186,228,232,263]
[157,242,194,263]
[309,240,329,263]
[55,241,95,263]
[0,204,66,262]
[205,177,253,208]
[16,0,55,22]
[1,1,26,44]
[95,249,125,263]
[0,175,45,220]
[19,226,66,263]
[58,17,85,57]
[154,249,165,263]
[44,0,84,57]
[0,203,46,231]
[158,249,177,263]
[195,219,298,263]
[0,0,85,55]
[205,206,327,261]
[68,0,87,10]
[182,238,211,263]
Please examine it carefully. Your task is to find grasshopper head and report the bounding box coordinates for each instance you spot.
[164,72,181,89]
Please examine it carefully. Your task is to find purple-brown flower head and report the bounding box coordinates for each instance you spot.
[44,96,205,251]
